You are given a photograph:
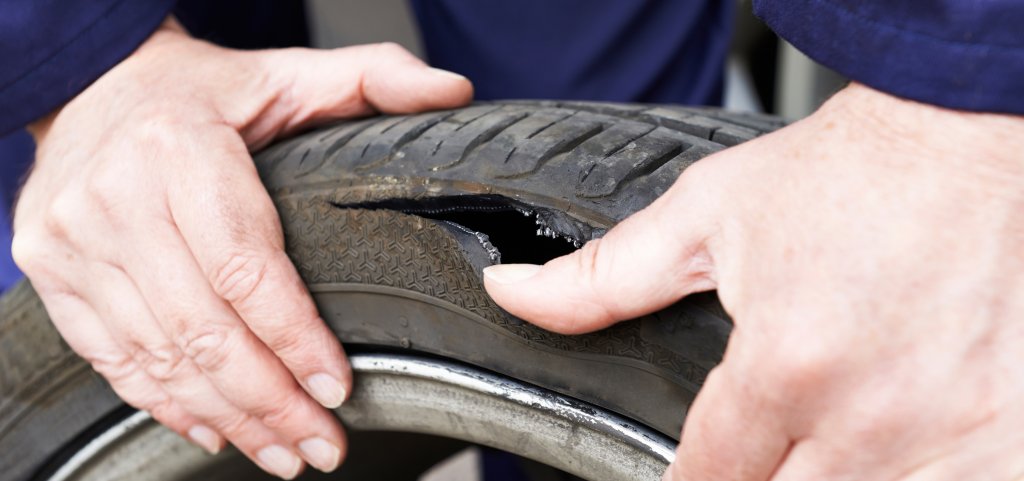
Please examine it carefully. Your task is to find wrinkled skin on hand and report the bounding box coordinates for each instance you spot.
[13,19,472,479]
[485,84,1024,481]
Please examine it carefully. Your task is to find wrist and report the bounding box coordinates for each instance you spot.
[825,83,1024,179]
[27,17,190,143]
[138,16,192,51]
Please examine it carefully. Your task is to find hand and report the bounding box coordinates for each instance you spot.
[484,84,1024,481]
[13,19,472,479]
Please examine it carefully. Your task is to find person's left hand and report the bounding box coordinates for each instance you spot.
[14,19,473,479]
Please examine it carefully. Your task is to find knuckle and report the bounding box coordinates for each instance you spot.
[263,328,337,376]
[147,399,181,424]
[772,343,839,393]
[370,41,409,58]
[250,390,307,430]
[45,193,84,235]
[134,112,186,147]
[84,169,132,216]
[113,389,155,412]
[10,231,48,271]
[112,382,171,413]
[574,238,605,281]
[263,325,310,357]
[129,341,190,382]
[213,411,252,438]
[177,325,238,373]
[87,350,139,384]
[209,252,270,305]
[670,159,723,208]
[574,239,617,306]
[261,311,326,356]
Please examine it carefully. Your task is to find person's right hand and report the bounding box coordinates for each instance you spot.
[484,84,1024,481]
[12,18,472,479]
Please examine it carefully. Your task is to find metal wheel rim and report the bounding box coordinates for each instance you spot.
[47,353,676,481]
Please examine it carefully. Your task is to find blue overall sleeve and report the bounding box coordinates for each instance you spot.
[756,0,1024,114]
[0,0,177,136]
[0,0,307,293]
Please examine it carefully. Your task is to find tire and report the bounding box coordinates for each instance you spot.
[0,101,784,481]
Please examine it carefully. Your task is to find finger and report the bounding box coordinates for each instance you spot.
[12,237,218,450]
[665,363,791,481]
[257,42,474,129]
[77,262,345,476]
[119,222,347,476]
[347,43,474,113]
[33,287,221,454]
[234,43,473,146]
[169,131,351,411]
[765,441,844,481]
[483,169,721,334]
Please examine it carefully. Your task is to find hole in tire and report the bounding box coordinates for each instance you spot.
[333,195,584,265]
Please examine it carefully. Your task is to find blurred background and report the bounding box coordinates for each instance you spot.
[306,0,846,119]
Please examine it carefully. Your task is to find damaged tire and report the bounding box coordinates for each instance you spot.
[0,101,784,481]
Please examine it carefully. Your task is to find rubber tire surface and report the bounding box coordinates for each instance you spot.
[0,101,784,481]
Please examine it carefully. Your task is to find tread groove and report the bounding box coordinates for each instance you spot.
[453,113,531,166]
[431,139,445,156]
[291,148,318,179]
[357,111,461,171]
[503,146,518,164]
[602,125,658,160]
[322,120,382,158]
[379,115,411,135]
[579,163,597,183]
[257,141,301,174]
[526,111,575,139]
[565,102,778,138]
[502,123,606,178]
[643,143,686,175]
[454,105,504,131]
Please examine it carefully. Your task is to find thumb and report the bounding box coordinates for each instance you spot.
[238,42,473,146]
[483,175,720,334]
[355,43,474,114]
[268,42,471,120]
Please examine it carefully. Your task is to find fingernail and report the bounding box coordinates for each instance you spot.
[483,264,542,284]
[299,437,342,472]
[187,424,221,454]
[258,444,303,480]
[306,373,347,409]
[429,67,469,81]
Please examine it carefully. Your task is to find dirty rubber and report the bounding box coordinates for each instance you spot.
[0,101,784,481]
